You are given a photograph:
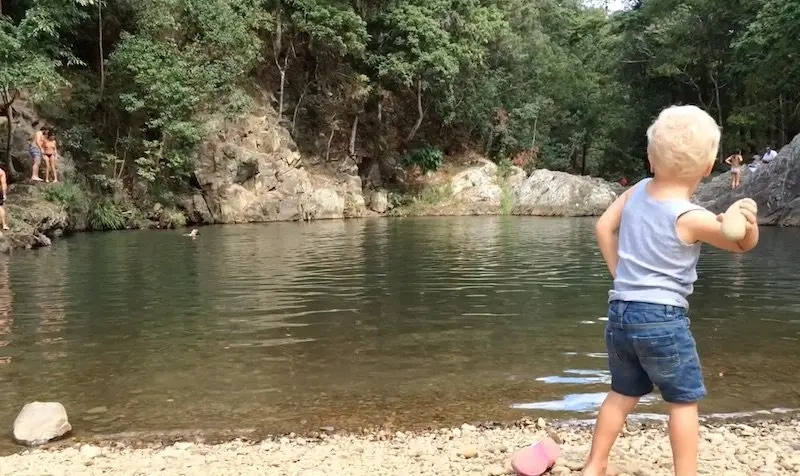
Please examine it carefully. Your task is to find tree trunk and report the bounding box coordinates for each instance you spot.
[4,103,16,177]
[710,70,723,160]
[2,88,17,177]
[779,93,786,146]
[348,114,359,158]
[405,79,424,144]
[326,128,336,162]
[273,7,287,117]
[581,135,590,176]
[98,1,105,97]
[291,76,310,137]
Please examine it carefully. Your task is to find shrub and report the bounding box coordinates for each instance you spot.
[403,146,444,173]
[41,183,91,219]
[88,198,126,231]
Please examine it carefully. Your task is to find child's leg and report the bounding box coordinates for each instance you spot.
[0,206,7,231]
[52,159,58,183]
[668,402,699,476]
[583,391,640,475]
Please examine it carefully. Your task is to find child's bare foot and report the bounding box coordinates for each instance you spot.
[32,176,42,182]
[581,465,606,476]
[2,225,8,231]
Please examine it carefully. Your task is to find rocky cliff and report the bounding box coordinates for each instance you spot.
[694,133,800,226]
[187,97,365,224]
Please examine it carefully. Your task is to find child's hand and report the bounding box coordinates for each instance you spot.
[717,199,757,227]
[737,198,758,230]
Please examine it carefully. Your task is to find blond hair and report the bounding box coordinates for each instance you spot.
[646,105,720,179]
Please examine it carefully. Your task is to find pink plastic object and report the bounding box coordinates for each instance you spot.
[510,437,562,476]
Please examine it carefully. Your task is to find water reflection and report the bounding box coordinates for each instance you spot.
[0,258,11,365]
[0,218,797,448]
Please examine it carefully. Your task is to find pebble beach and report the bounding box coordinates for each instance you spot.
[2,418,798,476]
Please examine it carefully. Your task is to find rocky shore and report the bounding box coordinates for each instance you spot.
[1,418,798,476]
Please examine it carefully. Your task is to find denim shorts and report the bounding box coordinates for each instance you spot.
[605,300,706,403]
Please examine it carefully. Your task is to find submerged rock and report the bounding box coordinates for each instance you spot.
[13,401,72,445]
[694,133,800,226]
[513,169,617,216]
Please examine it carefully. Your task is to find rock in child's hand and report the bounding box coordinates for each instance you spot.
[720,199,756,241]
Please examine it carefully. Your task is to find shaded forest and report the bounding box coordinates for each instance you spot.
[2,0,798,193]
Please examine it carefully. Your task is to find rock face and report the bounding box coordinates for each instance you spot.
[694,133,800,226]
[13,402,72,445]
[397,158,617,217]
[368,190,389,213]
[513,169,617,216]
[0,184,70,253]
[447,161,507,214]
[1,100,77,182]
[191,98,366,224]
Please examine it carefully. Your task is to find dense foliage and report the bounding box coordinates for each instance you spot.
[1,0,798,190]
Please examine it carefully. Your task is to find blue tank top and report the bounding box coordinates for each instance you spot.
[608,178,704,309]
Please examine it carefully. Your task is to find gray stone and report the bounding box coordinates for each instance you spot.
[13,402,72,445]
[80,444,103,458]
[193,97,366,224]
[513,169,617,216]
[368,190,389,213]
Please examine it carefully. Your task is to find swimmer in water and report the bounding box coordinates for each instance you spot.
[724,151,743,189]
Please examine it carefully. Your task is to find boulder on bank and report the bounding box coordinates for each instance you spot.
[191,94,366,224]
[368,189,389,213]
[13,402,72,445]
[513,169,617,216]
[448,161,505,211]
[694,133,800,226]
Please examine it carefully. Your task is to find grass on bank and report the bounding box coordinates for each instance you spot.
[390,184,454,216]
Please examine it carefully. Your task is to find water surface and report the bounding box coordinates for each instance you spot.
[0,217,798,447]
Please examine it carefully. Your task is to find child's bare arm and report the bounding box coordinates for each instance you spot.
[724,155,732,165]
[677,199,759,253]
[0,170,6,198]
[595,187,634,278]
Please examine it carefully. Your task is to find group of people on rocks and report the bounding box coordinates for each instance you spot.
[724,145,778,189]
[28,121,60,183]
[0,122,61,233]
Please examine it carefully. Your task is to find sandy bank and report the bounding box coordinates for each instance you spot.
[1,418,798,476]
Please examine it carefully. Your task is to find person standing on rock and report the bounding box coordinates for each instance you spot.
[29,123,46,182]
[586,105,759,476]
[0,167,9,231]
[42,129,59,183]
[724,151,743,189]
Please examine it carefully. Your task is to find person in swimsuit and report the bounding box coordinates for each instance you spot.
[0,167,9,231]
[724,151,743,189]
[42,130,59,183]
[29,123,46,182]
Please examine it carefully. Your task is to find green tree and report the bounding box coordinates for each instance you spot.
[367,0,507,145]
[0,4,67,175]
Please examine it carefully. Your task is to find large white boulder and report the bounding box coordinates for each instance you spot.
[13,401,72,445]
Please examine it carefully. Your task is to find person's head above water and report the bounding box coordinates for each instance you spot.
[646,105,720,182]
